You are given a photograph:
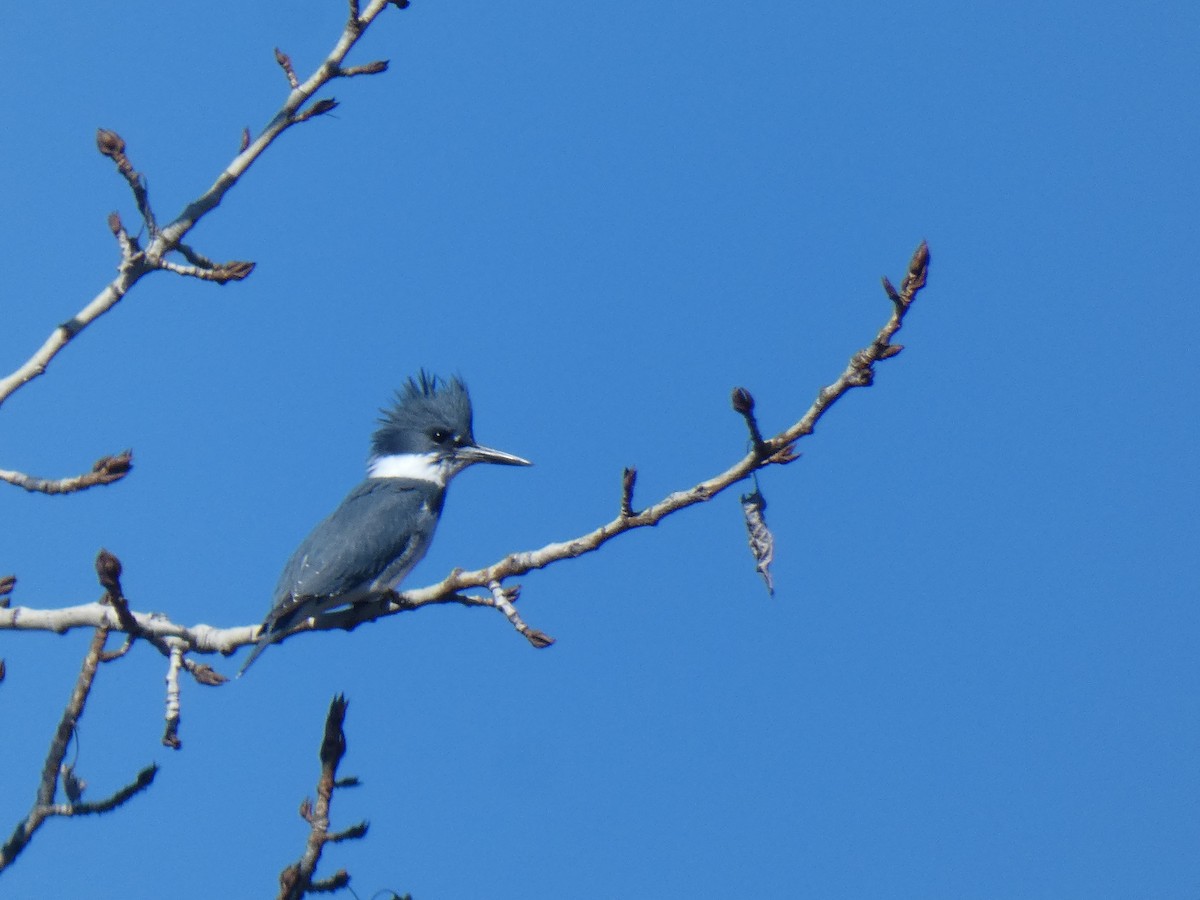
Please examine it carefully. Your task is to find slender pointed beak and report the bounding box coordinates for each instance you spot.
[456,443,533,467]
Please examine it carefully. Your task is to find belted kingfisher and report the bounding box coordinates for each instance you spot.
[238,372,530,674]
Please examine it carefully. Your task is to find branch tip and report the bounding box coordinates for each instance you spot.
[523,629,556,649]
[311,870,351,892]
[320,694,349,769]
[328,821,368,843]
[294,98,340,123]
[732,386,765,447]
[217,260,256,282]
[91,450,134,483]
[95,128,125,159]
[95,549,123,597]
[340,59,390,77]
[188,662,228,686]
[620,466,638,517]
[274,48,299,89]
[900,240,930,299]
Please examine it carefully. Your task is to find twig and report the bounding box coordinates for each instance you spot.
[337,60,389,78]
[731,387,765,449]
[620,467,637,518]
[96,548,140,637]
[157,258,256,284]
[0,452,132,495]
[278,695,368,900]
[162,643,183,749]
[96,129,158,236]
[487,581,555,648]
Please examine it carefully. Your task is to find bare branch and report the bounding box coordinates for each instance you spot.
[60,764,157,816]
[0,622,156,872]
[0,451,133,495]
[160,0,394,248]
[0,602,255,653]
[156,258,256,283]
[0,242,931,667]
[0,0,400,411]
[278,695,369,900]
[488,581,555,648]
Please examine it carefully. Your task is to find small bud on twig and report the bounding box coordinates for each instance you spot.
[620,466,637,518]
[339,59,390,77]
[213,260,256,283]
[900,240,930,300]
[96,548,123,599]
[294,97,340,123]
[95,129,125,159]
[732,386,765,448]
[91,450,134,484]
[881,275,901,304]
[523,629,555,649]
[321,694,349,768]
[731,387,755,415]
[274,47,299,89]
[239,128,251,152]
[188,663,229,686]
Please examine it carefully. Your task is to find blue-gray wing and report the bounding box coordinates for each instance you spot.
[237,478,444,676]
[267,478,443,632]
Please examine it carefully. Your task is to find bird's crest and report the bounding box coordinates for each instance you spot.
[370,371,473,458]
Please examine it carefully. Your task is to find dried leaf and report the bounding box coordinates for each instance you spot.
[740,488,776,596]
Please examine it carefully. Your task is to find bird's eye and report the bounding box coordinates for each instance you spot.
[430,428,451,444]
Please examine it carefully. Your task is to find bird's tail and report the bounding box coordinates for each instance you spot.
[236,622,290,677]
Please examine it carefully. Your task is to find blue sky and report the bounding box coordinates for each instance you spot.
[1,0,1197,897]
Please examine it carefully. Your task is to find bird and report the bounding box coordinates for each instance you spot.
[238,372,531,675]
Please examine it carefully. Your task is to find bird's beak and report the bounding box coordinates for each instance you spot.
[457,443,533,467]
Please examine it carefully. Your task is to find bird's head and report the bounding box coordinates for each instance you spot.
[368,372,531,484]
